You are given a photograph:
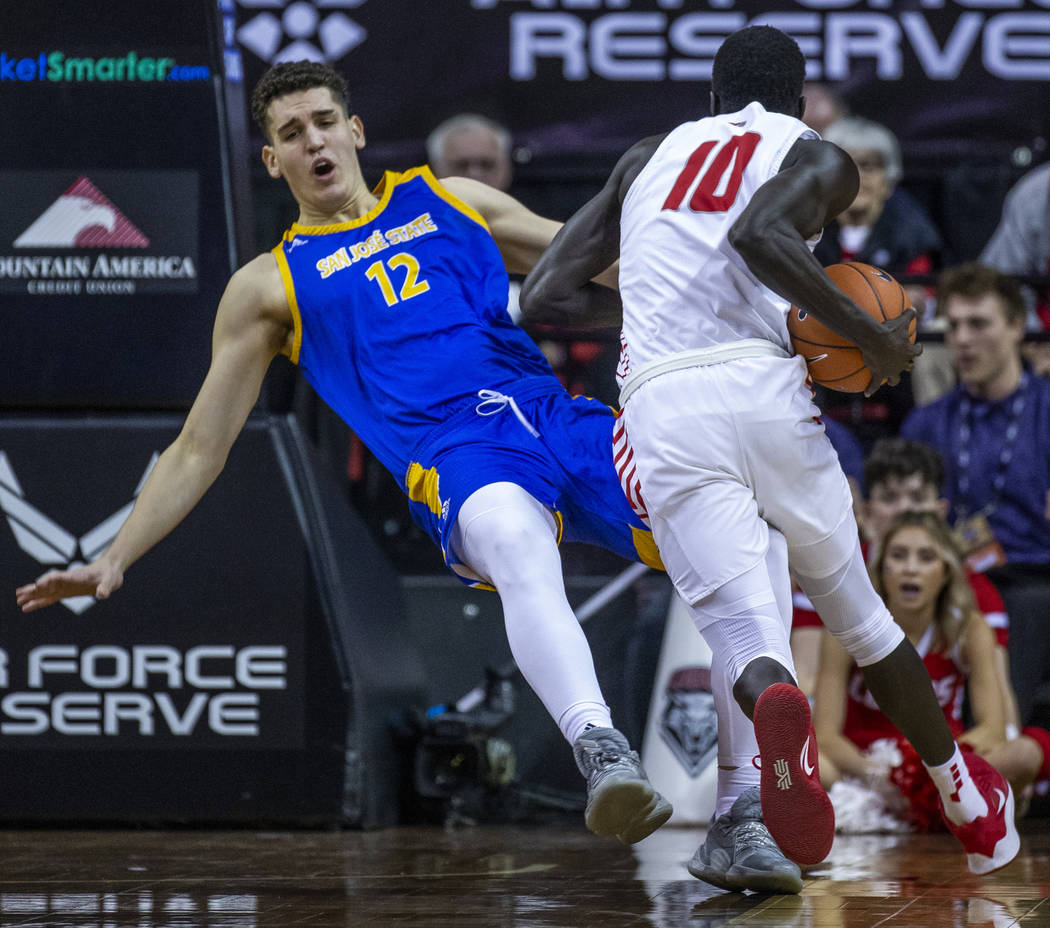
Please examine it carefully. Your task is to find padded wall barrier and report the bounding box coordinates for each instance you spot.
[0,414,427,826]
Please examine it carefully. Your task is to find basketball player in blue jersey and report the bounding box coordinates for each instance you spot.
[522,24,1019,891]
[16,61,671,846]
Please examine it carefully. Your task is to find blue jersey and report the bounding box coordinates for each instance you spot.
[272,167,556,480]
[272,167,663,583]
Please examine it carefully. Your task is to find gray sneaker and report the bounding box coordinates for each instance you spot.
[688,787,803,894]
[572,726,673,844]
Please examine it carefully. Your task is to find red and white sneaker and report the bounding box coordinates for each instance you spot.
[753,683,834,867]
[939,753,1020,875]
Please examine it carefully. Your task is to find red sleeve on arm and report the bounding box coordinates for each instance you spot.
[967,570,1009,647]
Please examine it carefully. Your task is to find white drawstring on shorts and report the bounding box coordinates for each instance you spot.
[475,389,540,438]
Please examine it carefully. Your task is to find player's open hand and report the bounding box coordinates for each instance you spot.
[15,561,124,613]
[861,308,923,397]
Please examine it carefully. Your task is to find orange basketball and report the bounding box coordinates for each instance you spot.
[787,262,917,393]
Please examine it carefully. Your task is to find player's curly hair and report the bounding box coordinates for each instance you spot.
[712,26,805,116]
[250,60,350,141]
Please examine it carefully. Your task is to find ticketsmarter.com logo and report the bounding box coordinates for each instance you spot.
[0,51,209,82]
[1,451,157,614]
[15,177,148,249]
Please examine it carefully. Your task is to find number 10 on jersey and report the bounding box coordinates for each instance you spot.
[662,132,761,214]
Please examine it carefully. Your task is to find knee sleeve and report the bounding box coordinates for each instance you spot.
[453,482,559,587]
[794,544,904,667]
[687,567,795,771]
[698,609,796,688]
[690,564,796,685]
[698,609,791,770]
[453,483,611,744]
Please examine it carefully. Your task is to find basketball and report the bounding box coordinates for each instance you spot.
[787,262,916,393]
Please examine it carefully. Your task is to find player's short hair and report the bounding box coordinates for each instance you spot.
[822,117,902,186]
[426,114,512,170]
[936,262,1026,326]
[711,26,805,116]
[864,438,945,496]
[250,60,350,141]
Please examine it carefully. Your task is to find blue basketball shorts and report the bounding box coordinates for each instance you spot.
[403,378,664,587]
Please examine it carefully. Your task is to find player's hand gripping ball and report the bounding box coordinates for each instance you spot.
[788,262,917,393]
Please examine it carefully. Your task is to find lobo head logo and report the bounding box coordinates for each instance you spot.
[659,666,718,777]
[0,451,157,614]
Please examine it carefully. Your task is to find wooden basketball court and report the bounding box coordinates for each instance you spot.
[2,819,1047,926]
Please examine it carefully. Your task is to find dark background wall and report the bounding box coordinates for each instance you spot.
[231,1,1049,263]
[1,0,1048,825]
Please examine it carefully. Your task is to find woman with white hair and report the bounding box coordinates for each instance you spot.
[814,116,948,435]
[817,116,943,280]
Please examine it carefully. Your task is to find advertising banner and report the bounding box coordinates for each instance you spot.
[229,0,1049,170]
[0,171,199,298]
[0,415,426,825]
[0,419,306,752]
[0,0,245,410]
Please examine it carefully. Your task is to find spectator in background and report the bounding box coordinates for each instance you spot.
[860,438,1017,733]
[427,113,521,324]
[980,160,1050,378]
[813,117,946,445]
[818,117,943,300]
[790,437,1015,721]
[427,113,619,407]
[801,82,848,136]
[813,510,1050,829]
[426,113,514,192]
[901,263,1050,729]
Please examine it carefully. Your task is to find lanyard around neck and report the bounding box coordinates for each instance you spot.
[953,373,1028,520]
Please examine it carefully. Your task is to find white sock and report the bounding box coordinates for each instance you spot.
[715,765,760,820]
[925,745,987,825]
[560,703,615,745]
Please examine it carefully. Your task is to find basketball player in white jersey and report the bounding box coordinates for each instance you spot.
[522,25,1018,892]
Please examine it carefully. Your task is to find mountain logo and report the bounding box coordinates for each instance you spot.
[14,177,148,249]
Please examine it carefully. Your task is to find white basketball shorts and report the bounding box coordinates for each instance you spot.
[616,353,857,604]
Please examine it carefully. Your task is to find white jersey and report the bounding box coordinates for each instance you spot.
[617,102,818,390]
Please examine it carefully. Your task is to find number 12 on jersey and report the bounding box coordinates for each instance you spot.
[662,132,761,213]
[365,253,431,307]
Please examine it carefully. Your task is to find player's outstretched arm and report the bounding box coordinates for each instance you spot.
[520,135,664,330]
[729,138,921,396]
[15,255,289,613]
